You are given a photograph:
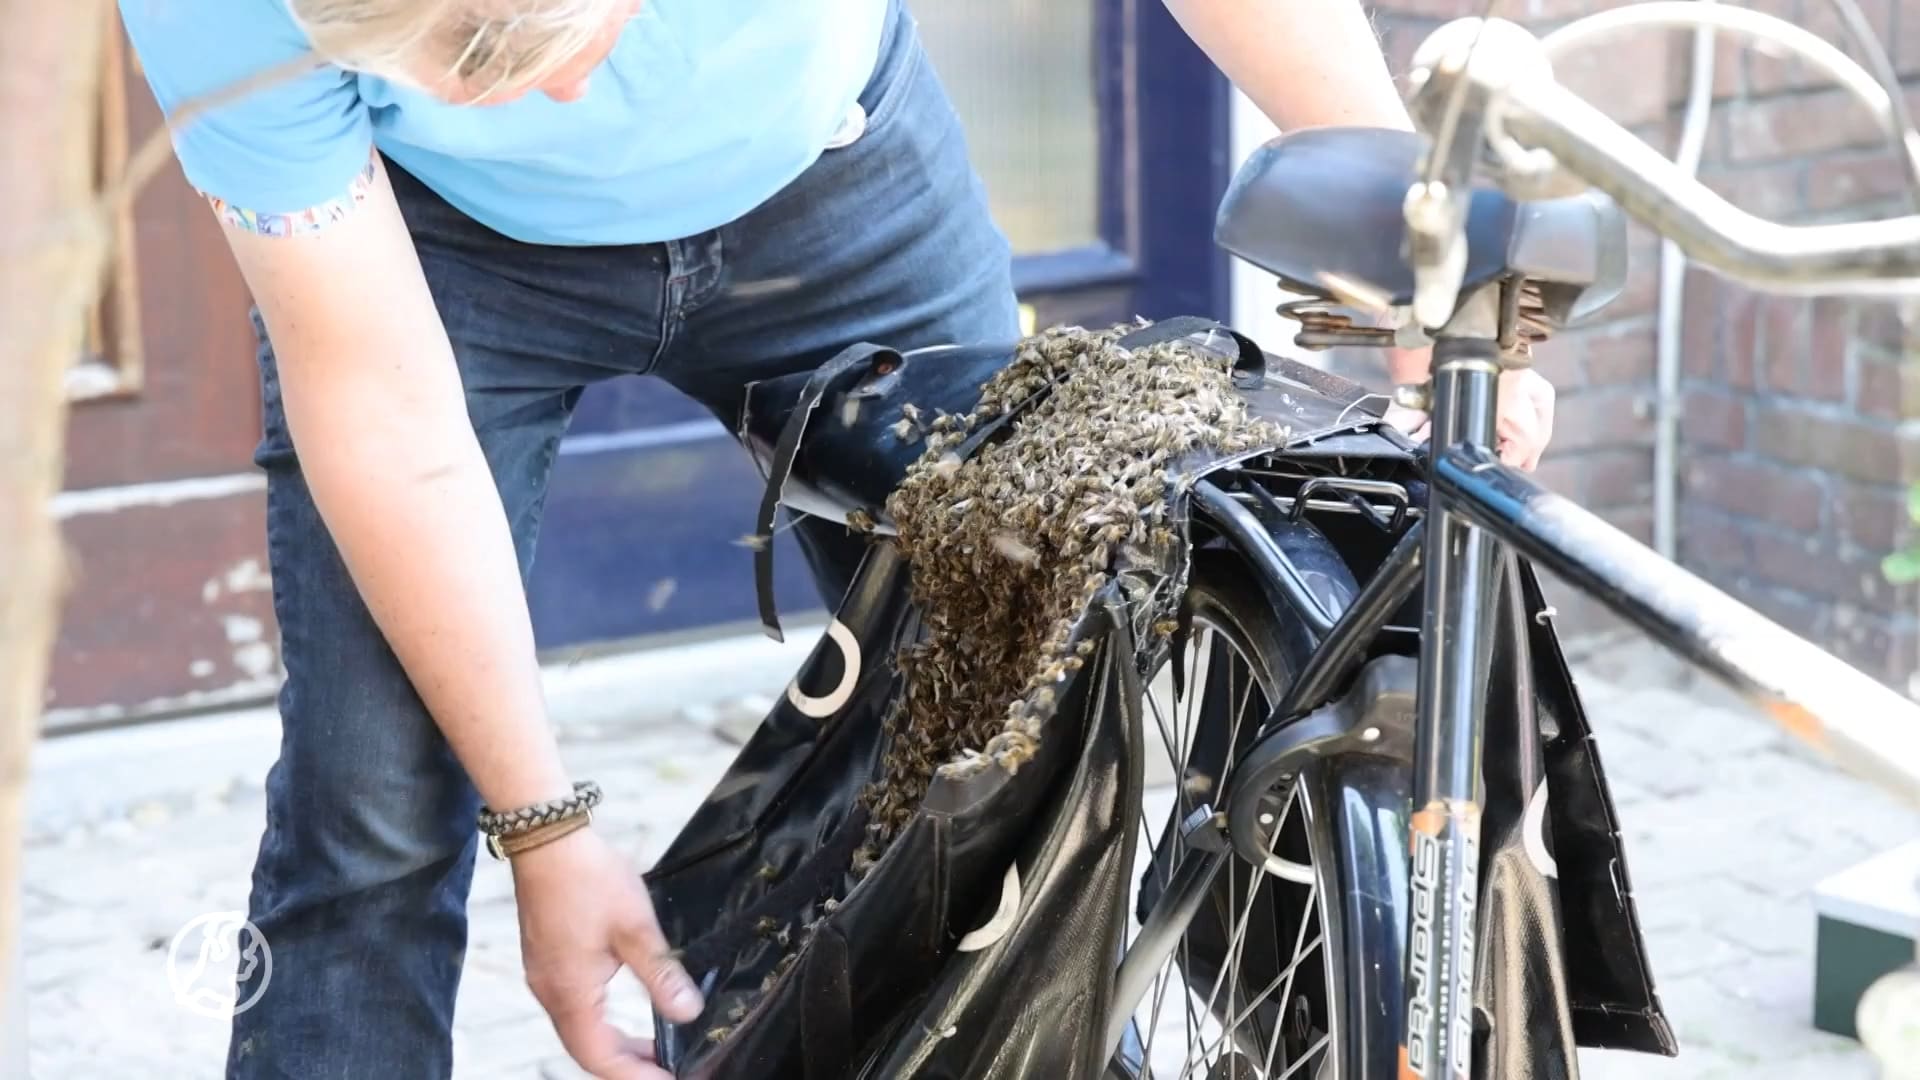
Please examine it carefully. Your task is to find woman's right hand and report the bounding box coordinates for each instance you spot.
[515,826,705,1080]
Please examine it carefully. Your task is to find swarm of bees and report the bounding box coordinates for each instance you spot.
[863,322,1286,852]
[704,322,1285,1047]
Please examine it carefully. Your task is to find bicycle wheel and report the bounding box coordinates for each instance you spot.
[1118,551,1344,1080]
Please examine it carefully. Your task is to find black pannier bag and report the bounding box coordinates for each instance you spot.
[644,320,1673,1079]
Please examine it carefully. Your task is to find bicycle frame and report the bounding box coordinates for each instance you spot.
[1406,361,1920,1076]
[1311,314,1920,1076]
[1390,11,1920,1073]
[1401,319,1506,1080]
[1105,306,1920,1076]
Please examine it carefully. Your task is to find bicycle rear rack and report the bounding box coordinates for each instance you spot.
[1230,465,1421,533]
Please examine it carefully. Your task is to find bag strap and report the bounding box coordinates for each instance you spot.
[752,344,903,641]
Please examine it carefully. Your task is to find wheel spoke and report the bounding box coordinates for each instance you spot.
[1188,872,1320,1067]
[1147,688,1185,813]
[1258,969,1291,1077]
[1232,657,1258,747]
[1123,596,1333,1080]
[1276,1033,1331,1079]
[1272,877,1319,1027]
[1141,627,1203,1077]
[1223,650,1239,1076]
[1179,629,1211,799]
[1180,936,1202,1075]
[1141,626,1213,1075]
[1144,962,1167,1068]
[1195,927,1323,1065]
[1261,877,1324,1076]
[1188,800,1288,1070]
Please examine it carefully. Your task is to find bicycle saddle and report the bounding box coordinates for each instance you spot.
[1215,126,1628,325]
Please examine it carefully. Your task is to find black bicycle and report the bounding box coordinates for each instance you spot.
[642,5,1920,1079]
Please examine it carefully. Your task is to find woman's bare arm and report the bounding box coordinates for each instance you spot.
[1163,0,1413,133]
[226,162,705,1074]
[1168,0,1419,388]
[223,159,571,811]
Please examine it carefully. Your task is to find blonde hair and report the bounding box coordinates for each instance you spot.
[288,0,626,101]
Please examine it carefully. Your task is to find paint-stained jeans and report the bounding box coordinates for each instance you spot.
[227,6,1017,1075]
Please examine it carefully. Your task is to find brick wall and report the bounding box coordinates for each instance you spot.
[1367,0,1920,688]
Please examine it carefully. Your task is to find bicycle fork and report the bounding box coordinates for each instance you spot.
[1400,286,1507,1080]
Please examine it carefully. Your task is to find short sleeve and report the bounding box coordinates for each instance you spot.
[118,0,374,216]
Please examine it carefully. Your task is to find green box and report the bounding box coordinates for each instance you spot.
[1814,841,1920,1040]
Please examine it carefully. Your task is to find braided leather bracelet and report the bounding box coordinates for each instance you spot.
[478,781,601,861]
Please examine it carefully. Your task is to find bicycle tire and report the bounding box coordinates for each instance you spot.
[1116,547,1408,1080]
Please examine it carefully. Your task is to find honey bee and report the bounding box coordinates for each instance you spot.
[757,953,798,994]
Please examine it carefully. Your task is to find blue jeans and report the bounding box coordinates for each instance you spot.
[227,6,1018,1075]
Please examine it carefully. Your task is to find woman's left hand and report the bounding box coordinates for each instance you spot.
[1382,353,1556,472]
[1491,368,1556,471]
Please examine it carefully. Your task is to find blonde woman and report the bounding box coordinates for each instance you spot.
[117,1,1555,1077]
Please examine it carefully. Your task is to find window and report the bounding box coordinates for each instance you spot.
[915,0,1103,255]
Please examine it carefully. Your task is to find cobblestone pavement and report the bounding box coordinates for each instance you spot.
[20,643,1918,1078]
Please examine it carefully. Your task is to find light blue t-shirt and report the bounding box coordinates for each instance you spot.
[117,0,889,245]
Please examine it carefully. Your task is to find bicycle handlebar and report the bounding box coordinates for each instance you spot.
[1505,77,1920,292]
[1398,8,1920,811]
[1404,5,1920,310]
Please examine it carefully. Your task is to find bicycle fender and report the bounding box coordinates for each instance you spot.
[1514,560,1677,1057]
